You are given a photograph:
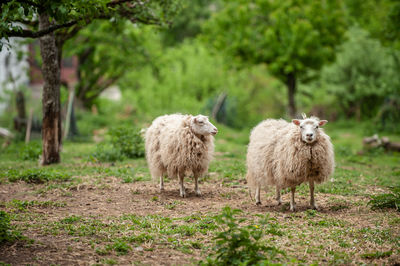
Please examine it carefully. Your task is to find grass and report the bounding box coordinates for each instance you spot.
[0,120,399,264]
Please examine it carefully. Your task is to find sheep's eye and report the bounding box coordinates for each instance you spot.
[316,126,319,129]
[300,126,303,129]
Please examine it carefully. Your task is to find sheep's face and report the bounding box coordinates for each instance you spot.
[292,118,327,144]
[191,115,218,136]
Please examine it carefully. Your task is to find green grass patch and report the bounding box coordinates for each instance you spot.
[5,168,71,184]
[361,250,392,259]
[368,186,400,212]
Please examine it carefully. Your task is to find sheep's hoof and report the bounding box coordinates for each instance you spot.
[276,200,282,206]
[310,205,318,210]
[180,190,186,198]
[290,205,297,212]
[159,187,165,192]
[195,190,202,197]
[256,201,262,206]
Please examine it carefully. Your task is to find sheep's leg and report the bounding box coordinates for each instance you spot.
[179,174,186,198]
[255,186,261,205]
[276,187,282,205]
[309,180,318,210]
[159,175,164,192]
[290,187,296,211]
[194,175,201,196]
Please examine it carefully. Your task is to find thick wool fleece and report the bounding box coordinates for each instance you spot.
[246,119,334,189]
[145,114,214,179]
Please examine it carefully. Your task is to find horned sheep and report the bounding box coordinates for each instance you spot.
[246,114,334,211]
[145,114,218,197]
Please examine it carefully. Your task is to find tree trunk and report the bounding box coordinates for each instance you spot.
[286,72,297,118]
[39,13,61,165]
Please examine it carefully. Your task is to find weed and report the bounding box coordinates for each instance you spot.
[112,239,131,255]
[200,206,285,265]
[60,215,82,224]
[368,186,400,211]
[361,250,392,259]
[7,199,66,211]
[0,211,22,243]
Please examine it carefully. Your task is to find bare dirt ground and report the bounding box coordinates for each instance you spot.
[1,174,399,265]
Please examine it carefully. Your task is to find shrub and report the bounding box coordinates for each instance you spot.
[90,126,144,162]
[90,143,125,163]
[108,126,144,158]
[200,206,285,265]
[20,141,42,161]
[368,186,400,212]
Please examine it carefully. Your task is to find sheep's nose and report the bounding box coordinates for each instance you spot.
[306,133,313,137]
[212,128,218,135]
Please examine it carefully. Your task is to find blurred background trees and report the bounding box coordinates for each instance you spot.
[1,0,399,157]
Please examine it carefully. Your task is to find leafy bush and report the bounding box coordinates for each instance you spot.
[20,141,42,161]
[90,143,125,163]
[368,186,400,211]
[90,125,144,162]
[108,126,144,158]
[200,206,285,265]
[6,168,71,184]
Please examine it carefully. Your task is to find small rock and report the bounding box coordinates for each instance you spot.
[134,246,144,252]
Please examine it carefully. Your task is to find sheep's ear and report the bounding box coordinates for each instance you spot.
[292,119,301,126]
[193,117,198,123]
[319,120,328,127]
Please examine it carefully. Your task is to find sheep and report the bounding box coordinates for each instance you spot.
[246,114,334,211]
[145,114,218,197]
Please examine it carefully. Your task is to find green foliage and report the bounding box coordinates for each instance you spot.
[7,199,66,211]
[108,126,144,158]
[20,141,42,161]
[0,211,11,243]
[64,21,152,108]
[90,125,144,162]
[112,240,131,255]
[90,143,125,163]
[0,211,21,243]
[361,250,392,259]
[5,168,71,184]
[162,0,218,45]
[203,0,346,83]
[321,27,400,119]
[201,207,285,265]
[368,186,400,212]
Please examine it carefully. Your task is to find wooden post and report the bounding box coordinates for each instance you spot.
[64,87,75,139]
[25,108,33,143]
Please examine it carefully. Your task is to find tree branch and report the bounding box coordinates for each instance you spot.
[5,21,77,38]
[4,0,160,39]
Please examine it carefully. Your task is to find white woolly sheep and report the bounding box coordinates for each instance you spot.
[246,114,334,211]
[145,114,218,197]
